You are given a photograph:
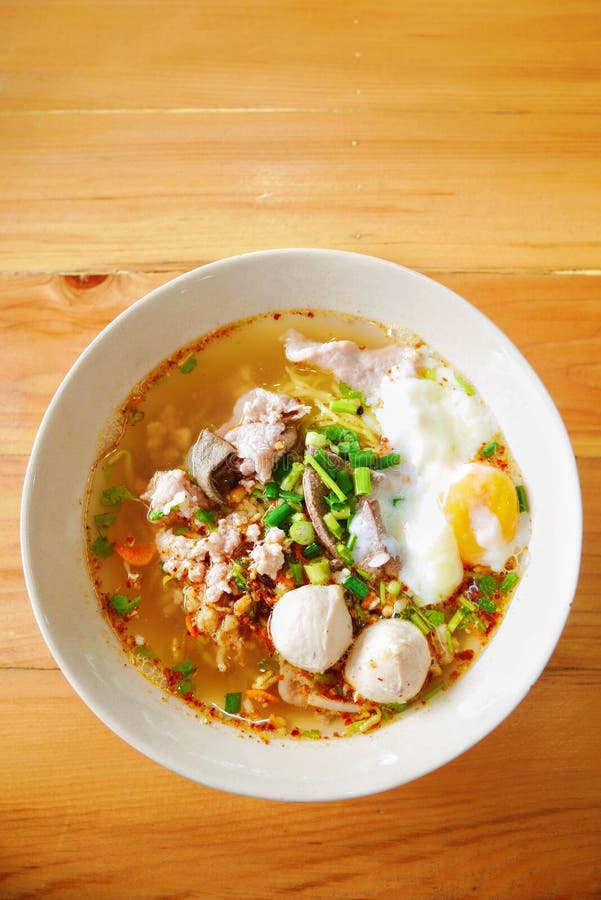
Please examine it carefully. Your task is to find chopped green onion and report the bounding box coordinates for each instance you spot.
[194,508,217,530]
[386,579,401,597]
[421,367,438,381]
[300,729,321,740]
[355,567,374,580]
[288,560,304,586]
[304,558,331,585]
[264,502,294,529]
[392,497,405,506]
[101,485,132,506]
[302,541,323,559]
[455,373,475,395]
[279,489,303,502]
[224,692,242,714]
[92,535,114,558]
[173,526,190,535]
[279,462,305,492]
[376,452,401,470]
[336,468,354,495]
[459,594,477,612]
[172,659,196,677]
[353,466,372,496]
[179,355,197,374]
[445,627,454,656]
[313,672,336,684]
[344,574,370,600]
[379,580,387,603]
[109,593,140,617]
[336,542,355,566]
[230,561,248,591]
[339,382,365,401]
[289,519,315,546]
[129,409,144,424]
[348,450,375,468]
[500,572,519,594]
[135,645,154,659]
[149,510,165,521]
[481,441,499,458]
[477,575,498,598]
[477,596,497,614]
[323,511,343,538]
[177,680,194,695]
[264,481,280,500]
[305,431,327,448]
[383,701,409,715]
[447,609,466,633]
[272,455,292,483]
[329,398,362,415]
[409,611,430,635]
[423,608,445,626]
[516,484,529,513]
[346,532,358,552]
[422,682,444,701]
[304,454,347,502]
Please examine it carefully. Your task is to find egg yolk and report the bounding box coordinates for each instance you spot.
[443,464,519,566]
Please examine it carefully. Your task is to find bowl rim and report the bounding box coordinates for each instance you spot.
[20,248,583,801]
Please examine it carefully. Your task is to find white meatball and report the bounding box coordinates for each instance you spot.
[344,619,431,703]
[269,584,353,674]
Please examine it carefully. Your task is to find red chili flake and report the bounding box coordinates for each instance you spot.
[454,649,475,661]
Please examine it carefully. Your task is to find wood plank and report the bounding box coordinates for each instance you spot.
[2,0,599,114]
[1,108,599,273]
[0,665,599,899]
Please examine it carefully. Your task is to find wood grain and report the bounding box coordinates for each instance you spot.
[1,0,600,896]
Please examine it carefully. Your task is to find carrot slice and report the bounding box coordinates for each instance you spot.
[185,613,199,637]
[114,540,156,566]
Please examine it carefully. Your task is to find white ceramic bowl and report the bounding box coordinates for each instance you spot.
[21,249,582,801]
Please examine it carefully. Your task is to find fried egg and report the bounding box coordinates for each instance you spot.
[374,370,527,605]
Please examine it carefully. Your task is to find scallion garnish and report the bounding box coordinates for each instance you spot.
[302,541,323,559]
[455,373,475,396]
[300,729,321,740]
[447,608,466,633]
[264,502,294,529]
[516,484,529,513]
[477,596,497,614]
[279,489,304,502]
[422,682,444,701]
[279,462,305,492]
[288,560,304,586]
[329,398,362,415]
[344,574,370,600]
[149,510,165,521]
[477,575,498,598]
[109,593,140,617]
[288,519,315,546]
[304,558,331,585]
[353,466,371,496]
[224,692,242,714]
[336,542,355,566]
[172,658,196,677]
[230,561,249,591]
[304,454,347,502]
[323,511,344,538]
[101,485,132,506]
[409,612,431,635]
[264,481,280,500]
[481,441,499,458]
[392,496,405,506]
[305,431,327,448]
[500,572,519,594]
[92,535,114,558]
[179,355,197,374]
[194,508,217,531]
[339,382,365,402]
[336,468,354,495]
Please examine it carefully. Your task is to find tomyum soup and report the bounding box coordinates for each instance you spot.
[85,310,530,740]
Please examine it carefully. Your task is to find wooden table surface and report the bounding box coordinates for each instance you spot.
[2,2,600,897]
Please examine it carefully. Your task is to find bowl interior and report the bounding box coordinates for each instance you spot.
[21,249,582,801]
